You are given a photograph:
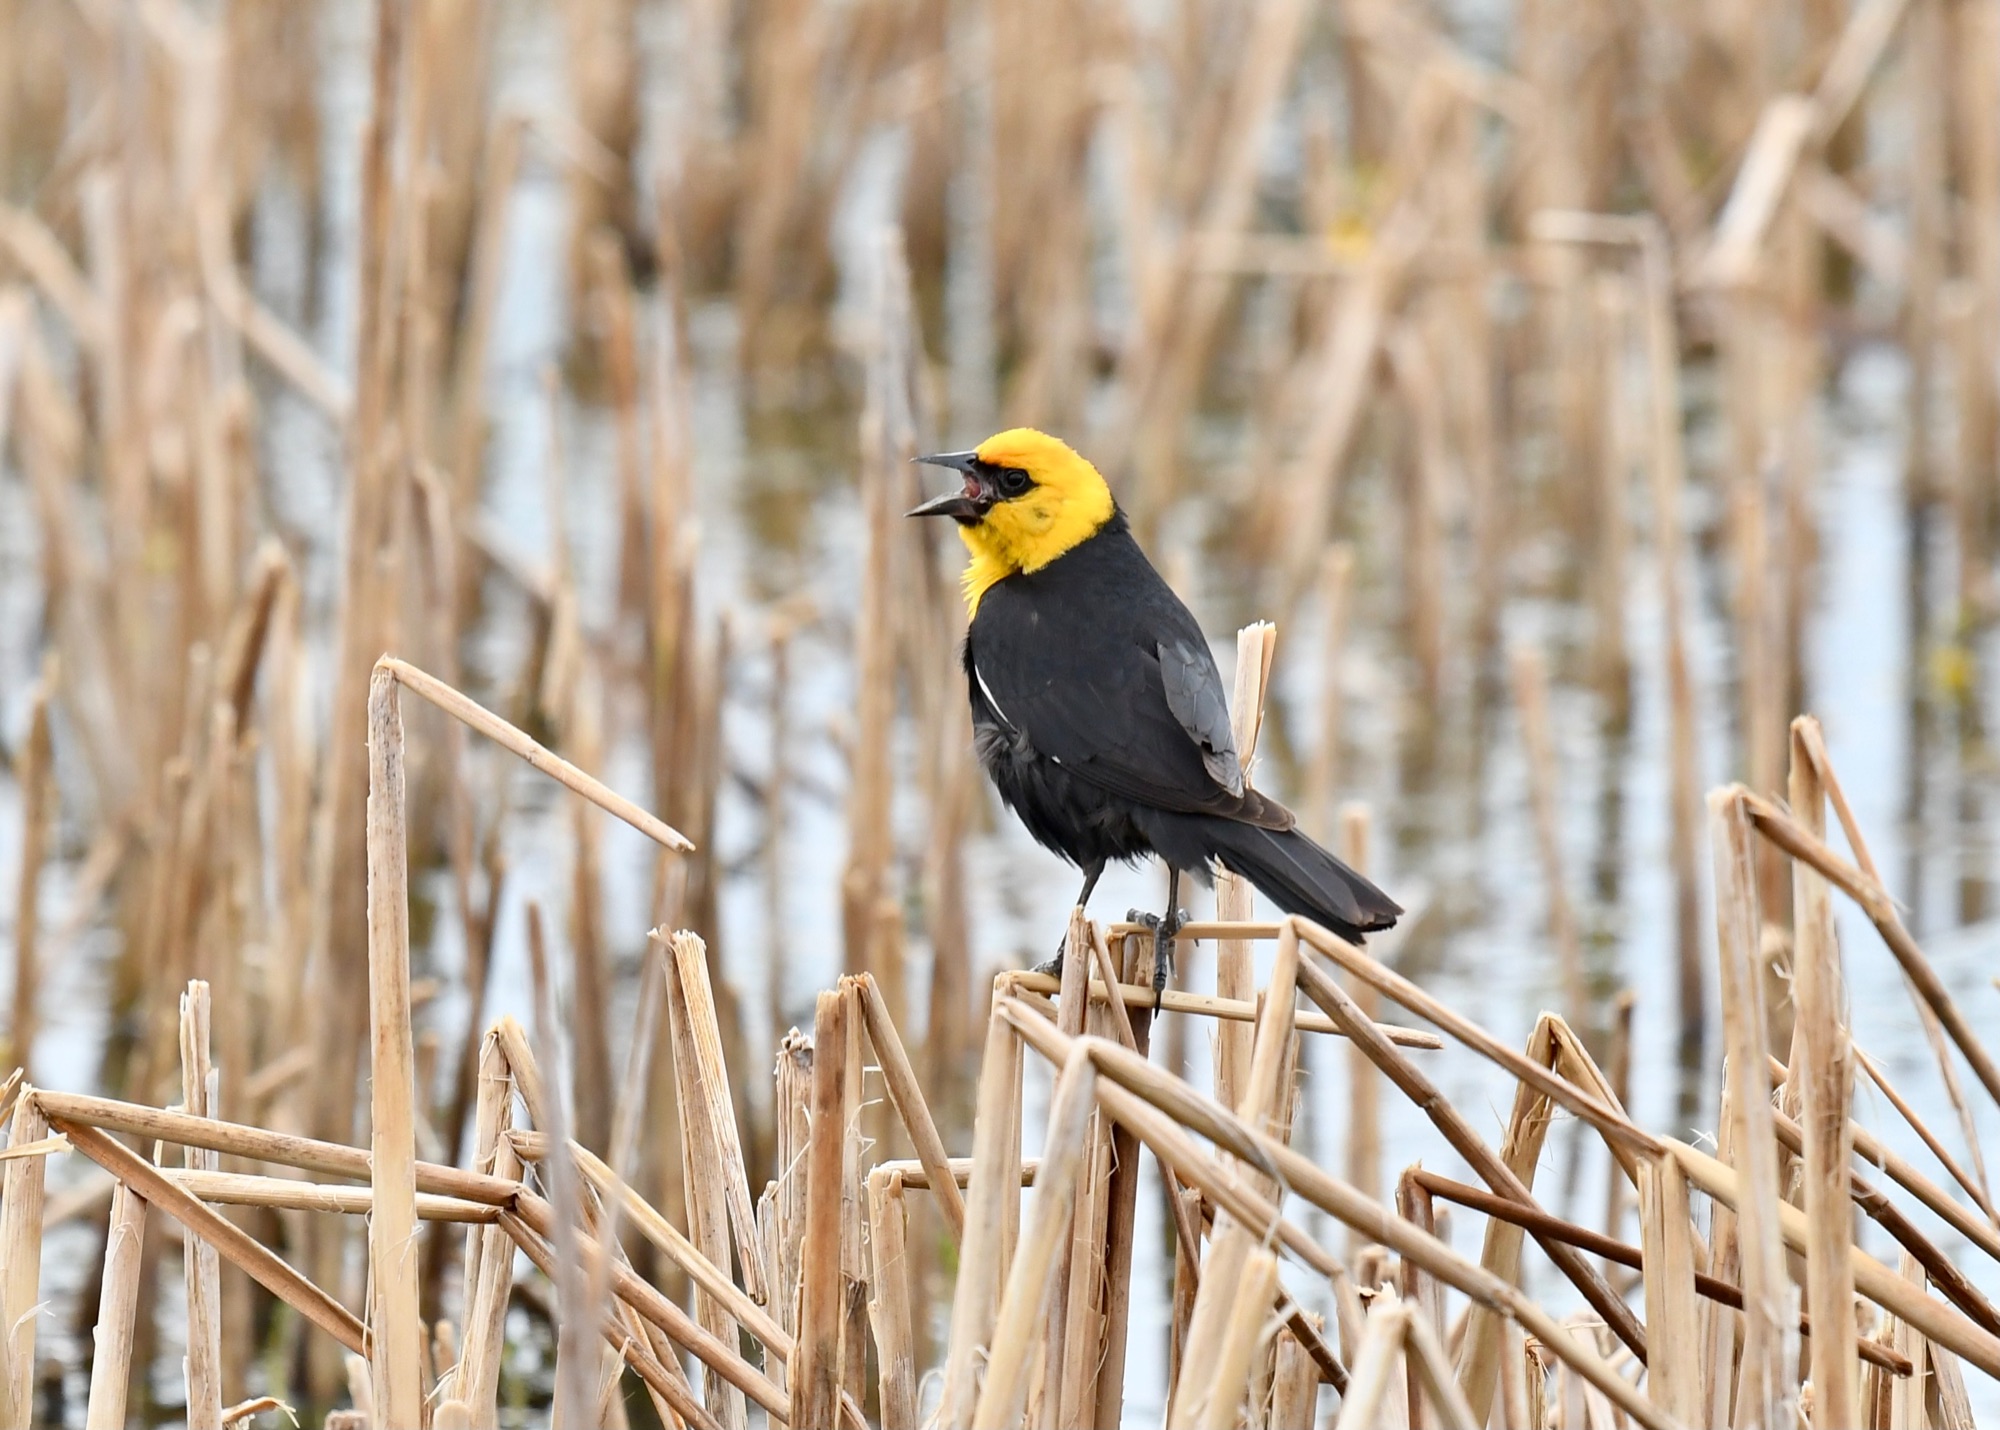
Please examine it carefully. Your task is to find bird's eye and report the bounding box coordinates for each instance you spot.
[996,467,1033,497]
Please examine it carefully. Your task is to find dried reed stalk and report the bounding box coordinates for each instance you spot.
[1002,1008,1672,1428]
[378,656,694,852]
[1713,783,1797,1430]
[940,1001,1026,1422]
[1,1090,49,1425]
[1008,968,1443,1046]
[1194,1248,1282,1430]
[53,1118,366,1355]
[82,1181,147,1430]
[365,663,423,1426]
[1272,1321,1323,1428]
[1214,621,1277,1106]
[1893,1251,1932,1430]
[1639,1150,1704,1420]
[508,1190,791,1418]
[974,1044,1097,1429]
[866,1170,917,1430]
[158,1170,498,1222]
[1739,790,2000,1111]
[510,1133,792,1355]
[1791,720,1860,1426]
[1206,910,2000,1380]
[671,928,768,1299]
[1764,1104,2000,1338]
[181,981,223,1430]
[1336,1296,1412,1430]
[1664,1141,2000,1376]
[499,1208,722,1430]
[1090,933,1156,1428]
[792,986,851,1427]
[855,970,967,1240]
[457,1088,519,1427]
[32,1093,517,1202]
[1037,906,1095,1421]
[1854,1047,1996,1228]
[1292,953,1646,1365]
[1413,1170,1909,1377]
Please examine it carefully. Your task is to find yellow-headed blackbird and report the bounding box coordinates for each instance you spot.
[910,428,1400,980]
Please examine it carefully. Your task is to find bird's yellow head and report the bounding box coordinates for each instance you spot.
[907,428,1117,613]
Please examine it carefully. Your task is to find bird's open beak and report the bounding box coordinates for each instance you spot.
[907,451,993,522]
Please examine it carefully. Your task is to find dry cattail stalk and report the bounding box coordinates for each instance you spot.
[1,1090,50,1425]
[793,986,852,1427]
[1214,621,1277,1107]
[1790,719,1860,1427]
[180,981,224,1430]
[82,1181,148,1430]
[53,1118,367,1355]
[364,664,424,1427]
[1412,1169,1910,1377]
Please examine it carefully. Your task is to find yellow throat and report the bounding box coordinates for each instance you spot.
[958,428,1116,615]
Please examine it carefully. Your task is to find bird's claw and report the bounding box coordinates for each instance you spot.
[1031,950,1065,980]
[1127,906,1188,1011]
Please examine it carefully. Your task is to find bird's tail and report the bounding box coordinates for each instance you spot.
[1194,819,1402,942]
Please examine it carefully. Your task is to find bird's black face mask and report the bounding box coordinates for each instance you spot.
[907,450,1000,525]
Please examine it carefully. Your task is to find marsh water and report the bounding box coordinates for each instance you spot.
[4,1,2000,1423]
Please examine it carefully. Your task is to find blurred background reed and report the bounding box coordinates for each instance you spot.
[3,0,2000,1421]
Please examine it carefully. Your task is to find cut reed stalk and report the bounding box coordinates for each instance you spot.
[180,981,223,1430]
[1292,954,1647,1366]
[1739,790,2000,1112]
[1090,933,1157,1429]
[81,1180,147,1430]
[509,1190,791,1418]
[1336,1297,1412,1430]
[855,970,967,1240]
[1791,719,1861,1427]
[364,663,423,1428]
[974,1045,1097,1430]
[1214,622,1277,1107]
[1008,968,1443,1046]
[1002,1009,1674,1428]
[671,927,767,1301]
[1639,1150,1705,1420]
[498,1208,722,1430]
[1413,1170,1910,1376]
[866,1170,917,1430]
[52,1118,366,1356]
[378,656,693,852]
[1,1090,49,1426]
[792,986,851,1428]
[157,1170,499,1222]
[510,1132,792,1355]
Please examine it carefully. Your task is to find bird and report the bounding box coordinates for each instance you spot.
[908,426,1400,993]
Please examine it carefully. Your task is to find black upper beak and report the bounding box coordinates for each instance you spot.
[907,451,991,521]
[913,450,981,475]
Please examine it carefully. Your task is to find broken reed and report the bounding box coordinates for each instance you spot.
[2,654,1998,1429]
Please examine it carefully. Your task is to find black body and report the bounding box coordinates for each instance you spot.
[964,509,1401,941]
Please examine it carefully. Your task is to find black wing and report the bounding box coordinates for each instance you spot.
[967,524,1288,829]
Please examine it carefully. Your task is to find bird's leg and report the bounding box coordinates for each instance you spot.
[1153,866,1184,1010]
[1126,866,1186,1011]
[1033,859,1107,977]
